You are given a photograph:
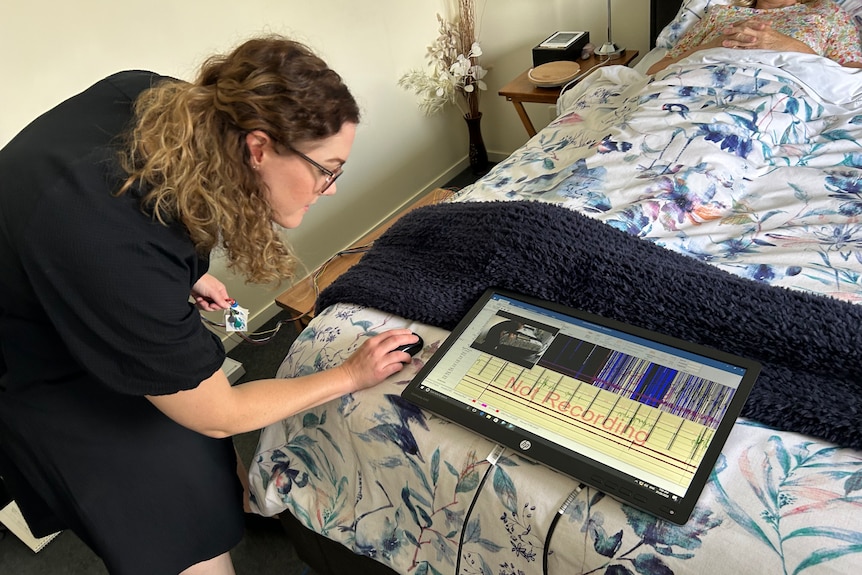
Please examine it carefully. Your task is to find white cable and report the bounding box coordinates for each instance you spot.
[486,444,505,465]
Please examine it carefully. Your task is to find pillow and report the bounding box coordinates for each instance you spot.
[655,0,862,49]
[654,0,731,49]
[840,0,862,13]
[841,0,862,31]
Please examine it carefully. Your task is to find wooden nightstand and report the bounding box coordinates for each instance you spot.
[274,187,455,327]
[499,50,639,137]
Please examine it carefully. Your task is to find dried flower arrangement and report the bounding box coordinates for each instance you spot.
[398,0,488,119]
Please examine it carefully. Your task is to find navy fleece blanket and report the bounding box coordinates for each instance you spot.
[317,201,862,450]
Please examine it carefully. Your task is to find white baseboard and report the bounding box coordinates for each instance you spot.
[222,356,246,384]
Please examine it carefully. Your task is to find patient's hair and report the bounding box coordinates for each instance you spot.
[732,0,815,6]
[118,35,360,284]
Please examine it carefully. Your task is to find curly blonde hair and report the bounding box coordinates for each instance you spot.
[118,35,360,284]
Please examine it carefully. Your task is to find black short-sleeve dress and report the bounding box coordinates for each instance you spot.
[0,71,244,574]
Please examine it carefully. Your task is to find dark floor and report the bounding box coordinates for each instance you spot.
[0,171,481,574]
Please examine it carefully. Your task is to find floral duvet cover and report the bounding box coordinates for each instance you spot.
[250,49,862,575]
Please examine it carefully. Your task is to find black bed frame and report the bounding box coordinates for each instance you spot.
[652,0,683,48]
[279,2,684,573]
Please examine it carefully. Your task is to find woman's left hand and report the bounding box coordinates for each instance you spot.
[721,20,815,54]
[191,273,232,311]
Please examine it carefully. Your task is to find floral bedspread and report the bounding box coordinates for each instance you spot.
[463,48,862,303]
[251,304,862,575]
[250,50,862,575]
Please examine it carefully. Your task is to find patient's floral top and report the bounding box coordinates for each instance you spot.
[669,0,862,63]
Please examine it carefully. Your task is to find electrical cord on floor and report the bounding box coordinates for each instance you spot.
[542,483,586,575]
[201,315,295,346]
[304,243,374,306]
[199,244,375,344]
[454,444,505,575]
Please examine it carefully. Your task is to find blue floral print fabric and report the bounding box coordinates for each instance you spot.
[461,53,862,304]
[249,51,862,575]
[250,305,862,575]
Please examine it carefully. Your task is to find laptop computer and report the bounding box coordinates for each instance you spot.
[401,288,760,525]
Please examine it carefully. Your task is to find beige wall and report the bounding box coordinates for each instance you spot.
[0,0,649,347]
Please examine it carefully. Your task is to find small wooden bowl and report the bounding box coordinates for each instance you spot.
[528,61,581,87]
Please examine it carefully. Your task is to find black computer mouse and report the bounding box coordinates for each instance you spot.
[394,333,424,357]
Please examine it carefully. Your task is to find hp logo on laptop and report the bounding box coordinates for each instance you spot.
[519,440,532,451]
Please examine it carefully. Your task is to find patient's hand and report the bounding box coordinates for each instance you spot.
[340,329,420,391]
[648,18,818,75]
[720,20,815,55]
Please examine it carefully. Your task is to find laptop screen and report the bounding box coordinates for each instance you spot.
[401,288,759,524]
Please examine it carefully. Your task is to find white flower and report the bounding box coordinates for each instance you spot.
[398,13,487,118]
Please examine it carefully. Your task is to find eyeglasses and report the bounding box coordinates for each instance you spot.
[287,146,343,194]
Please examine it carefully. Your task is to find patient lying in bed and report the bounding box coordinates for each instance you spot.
[648,0,862,73]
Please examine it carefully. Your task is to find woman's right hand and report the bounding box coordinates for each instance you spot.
[338,329,421,392]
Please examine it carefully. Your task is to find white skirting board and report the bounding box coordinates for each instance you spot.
[222,357,246,384]
[0,500,61,552]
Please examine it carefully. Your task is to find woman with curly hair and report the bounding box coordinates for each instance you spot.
[648,0,862,74]
[0,35,418,574]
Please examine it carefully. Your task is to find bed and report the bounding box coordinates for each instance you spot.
[249,1,862,574]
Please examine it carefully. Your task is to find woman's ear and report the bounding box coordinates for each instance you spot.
[245,130,271,168]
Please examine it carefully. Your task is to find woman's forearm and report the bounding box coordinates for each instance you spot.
[147,367,357,438]
[146,328,418,437]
